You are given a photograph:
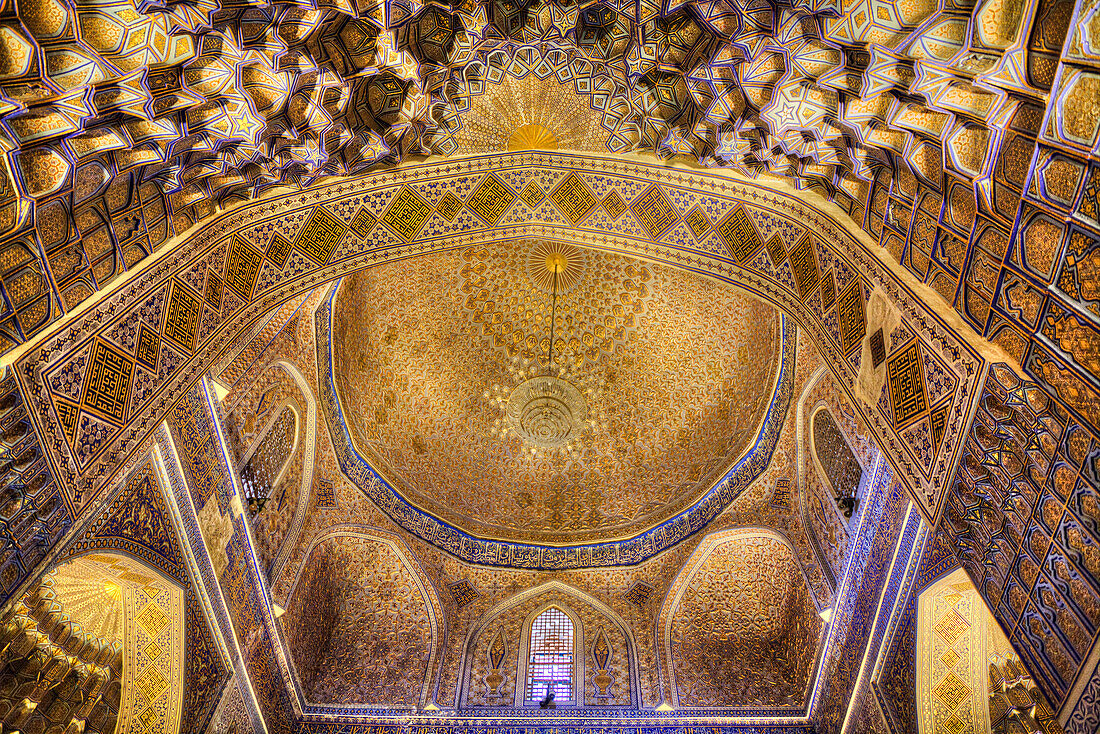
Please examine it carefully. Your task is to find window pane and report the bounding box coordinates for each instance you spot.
[813,409,863,499]
[525,607,574,705]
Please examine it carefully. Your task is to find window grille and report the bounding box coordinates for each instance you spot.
[525,607,574,705]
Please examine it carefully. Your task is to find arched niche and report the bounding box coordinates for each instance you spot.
[239,404,298,504]
[915,567,1060,734]
[796,365,881,591]
[280,528,443,709]
[805,404,869,567]
[225,360,318,581]
[457,581,638,709]
[0,552,186,734]
[810,406,865,509]
[514,603,584,708]
[658,528,823,709]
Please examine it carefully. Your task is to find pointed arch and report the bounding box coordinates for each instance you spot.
[238,402,299,497]
[796,362,884,589]
[456,580,639,709]
[281,525,445,709]
[657,527,824,710]
[266,360,317,585]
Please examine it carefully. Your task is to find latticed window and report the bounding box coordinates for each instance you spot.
[240,407,296,507]
[525,607,574,705]
[813,409,863,499]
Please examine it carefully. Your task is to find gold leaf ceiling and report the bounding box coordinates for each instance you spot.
[332,241,781,544]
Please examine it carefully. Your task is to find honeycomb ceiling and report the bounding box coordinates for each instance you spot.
[331,241,781,544]
[0,0,1065,384]
[3,0,1047,220]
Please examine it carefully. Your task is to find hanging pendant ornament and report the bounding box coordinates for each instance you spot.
[488,248,598,458]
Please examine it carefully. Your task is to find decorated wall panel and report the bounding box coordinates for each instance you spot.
[813,456,913,734]
[460,585,634,709]
[112,559,185,734]
[227,361,304,468]
[165,382,299,734]
[836,503,929,734]
[660,530,822,708]
[282,531,441,708]
[873,517,1064,734]
[915,568,1010,734]
[205,679,257,734]
[873,529,959,734]
[279,534,343,699]
[912,567,1061,734]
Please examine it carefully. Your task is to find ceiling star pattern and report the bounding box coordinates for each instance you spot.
[332,243,781,544]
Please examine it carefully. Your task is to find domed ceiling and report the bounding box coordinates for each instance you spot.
[332,241,781,544]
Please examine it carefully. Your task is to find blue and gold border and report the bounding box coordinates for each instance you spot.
[317,278,795,569]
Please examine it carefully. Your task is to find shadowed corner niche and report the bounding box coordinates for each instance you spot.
[330,239,783,546]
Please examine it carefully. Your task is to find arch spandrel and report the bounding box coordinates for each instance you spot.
[12,153,1000,541]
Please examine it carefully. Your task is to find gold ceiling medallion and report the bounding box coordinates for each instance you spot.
[527,242,585,293]
[505,376,588,450]
[488,358,602,458]
[508,123,558,151]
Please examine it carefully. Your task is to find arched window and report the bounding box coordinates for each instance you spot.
[524,607,575,705]
[239,405,297,510]
[812,407,863,519]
